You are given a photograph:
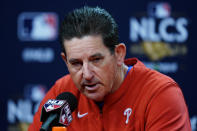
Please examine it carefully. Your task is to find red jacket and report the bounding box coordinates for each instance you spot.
[29,58,191,131]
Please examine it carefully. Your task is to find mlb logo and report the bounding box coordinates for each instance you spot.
[18,12,58,41]
[44,100,65,112]
[147,2,171,18]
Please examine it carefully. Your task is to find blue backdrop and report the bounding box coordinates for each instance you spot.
[1,0,197,130]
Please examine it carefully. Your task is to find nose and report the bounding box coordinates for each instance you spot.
[82,62,93,80]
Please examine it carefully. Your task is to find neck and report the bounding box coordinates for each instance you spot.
[111,64,128,93]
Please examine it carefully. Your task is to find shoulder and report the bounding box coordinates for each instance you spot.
[54,74,73,88]
[126,58,180,106]
[140,61,175,83]
[50,74,79,97]
[126,58,176,87]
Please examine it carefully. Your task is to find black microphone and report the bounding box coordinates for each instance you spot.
[40,92,78,131]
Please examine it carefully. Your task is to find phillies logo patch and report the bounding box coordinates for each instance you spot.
[44,99,65,112]
[124,108,132,124]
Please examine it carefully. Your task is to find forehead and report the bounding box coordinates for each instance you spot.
[63,35,110,58]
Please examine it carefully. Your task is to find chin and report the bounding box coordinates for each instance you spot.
[85,92,104,102]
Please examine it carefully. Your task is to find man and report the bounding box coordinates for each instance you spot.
[29,6,191,130]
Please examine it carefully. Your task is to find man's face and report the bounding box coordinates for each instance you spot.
[62,35,119,101]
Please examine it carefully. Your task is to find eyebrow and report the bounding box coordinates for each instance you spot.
[90,53,104,58]
[68,53,104,63]
[68,58,81,64]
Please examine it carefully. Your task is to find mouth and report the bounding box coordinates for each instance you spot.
[83,83,100,91]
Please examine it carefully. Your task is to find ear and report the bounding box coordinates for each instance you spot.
[61,52,67,64]
[114,43,126,66]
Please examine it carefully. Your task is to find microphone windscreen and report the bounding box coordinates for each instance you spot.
[56,92,78,113]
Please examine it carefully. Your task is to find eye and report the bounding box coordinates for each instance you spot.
[71,61,82,66]
[69,59,83,69]
[92,57,102,63]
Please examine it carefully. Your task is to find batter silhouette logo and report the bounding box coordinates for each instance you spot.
[44,100,65,112]
[148,2,171,18]
[17,12,58,41]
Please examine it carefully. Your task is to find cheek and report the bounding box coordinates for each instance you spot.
[100,64,116,84]
[70,71,82,86]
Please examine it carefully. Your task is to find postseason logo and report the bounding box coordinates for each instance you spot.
[129,2,189,73]
[59,103,73,126]
[44,99,66,112]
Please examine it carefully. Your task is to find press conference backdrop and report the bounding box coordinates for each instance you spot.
[1,0,197,130]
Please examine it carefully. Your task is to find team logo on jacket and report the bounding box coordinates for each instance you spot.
[44,99,65,112]
[124,108,132,124]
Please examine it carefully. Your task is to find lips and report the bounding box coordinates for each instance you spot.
[83,83,100,91]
